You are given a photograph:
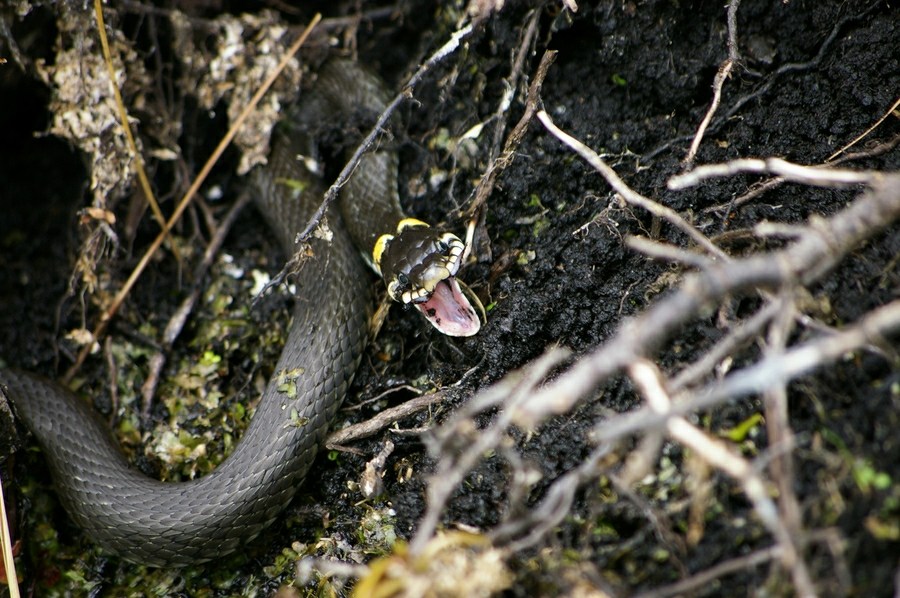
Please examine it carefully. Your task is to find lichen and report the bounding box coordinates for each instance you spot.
[34,3,150,209]
[169,9,302,174]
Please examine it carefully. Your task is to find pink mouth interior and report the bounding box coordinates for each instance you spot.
[414,278,481,337]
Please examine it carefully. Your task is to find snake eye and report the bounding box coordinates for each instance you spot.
[397,272,410,287]
[437,240,450,253]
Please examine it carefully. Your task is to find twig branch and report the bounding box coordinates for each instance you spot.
[486,9,541,165]
[632,545,782,598]
[409,347,571,555]
[642,2,883,163]
[703,132,900,222]
[0,482,19,598]
[93,0,166,231]
[628,359,816,597]
[537,110,729,261]
[624,236,716,269]
[669,157,877,190]
[488,443,611,551]
[670,298,782,391]
[762,296,816,596]
[465,46,556,218]
[595,297,900,444]
[827,96,900,161]
[516,173,900,429]
[325,391,451,449]
[295,23,476,244]
[683,0,741,165]
[139,193,253,415]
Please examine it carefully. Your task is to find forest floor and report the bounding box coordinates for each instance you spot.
[0,1,898,596]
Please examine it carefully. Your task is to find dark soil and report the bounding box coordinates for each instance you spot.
[1,0,898,596]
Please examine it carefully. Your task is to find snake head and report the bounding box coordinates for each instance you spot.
[374,219,481,337]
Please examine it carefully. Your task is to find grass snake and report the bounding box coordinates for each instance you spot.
[0,59,479,567]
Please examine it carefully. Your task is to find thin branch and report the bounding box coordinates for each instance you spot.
[489,444,611,552]
[642,2,883,163]
[119,0,395,31]
[669,157,877,190]
[628,359,816,596]
[325,391,451,449]
[683,0,741,165]
[595,298,900,444]
[464,45,556,218]
[670,298,783,391]
[140,193,253,415]
[632,545,782,598]
[93,0,166,231]
[294,23,476,245]
[0,483,19,598]
[517,175,900,429]
[486,9,542,165]
[704,133,900,218]
[827,96,900,161]
[537,110,729,262]
[625,235,716,269]
[762,296,814,596]
[409,348,571,555]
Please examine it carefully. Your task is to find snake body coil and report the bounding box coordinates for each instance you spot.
[0,61,414,567]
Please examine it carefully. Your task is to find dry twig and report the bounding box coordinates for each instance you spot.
[0,482,19,598]
[704,133,900,220]
[628,359,816,596]
[683,0,741,166]
[643,1,884,163]
[668,157,877,189]
[325,391,452,449]
[292,24,476,246]
[465,46,556,218]
[827,96,900,161]
[409,150,899,590]
[595,297,900,443]
[93,0,166,231]
[537,110,729,261]
[632,545,782,598]
[761,297,813,595]
[409,347,571,554]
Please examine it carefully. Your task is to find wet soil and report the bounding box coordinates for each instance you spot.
[1,0,898,596]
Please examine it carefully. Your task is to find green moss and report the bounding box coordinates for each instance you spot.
[263,545,302,577]
[532,217,551,237]
[275,176,308,198]
[720,412,763,442]
[852,459,892,493]
[591,520,620,540]
[276,367,307,400]
[525,193,545,209]
[288,407,310,428]
[822,427,893,493]
[358,507,398,556]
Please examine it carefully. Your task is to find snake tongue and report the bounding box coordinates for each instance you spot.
[415,277,481,337]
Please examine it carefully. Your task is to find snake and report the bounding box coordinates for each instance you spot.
[0,59,480,567]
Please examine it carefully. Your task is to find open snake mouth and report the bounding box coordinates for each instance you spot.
[413,276,480,337]
[375,222,481,337]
